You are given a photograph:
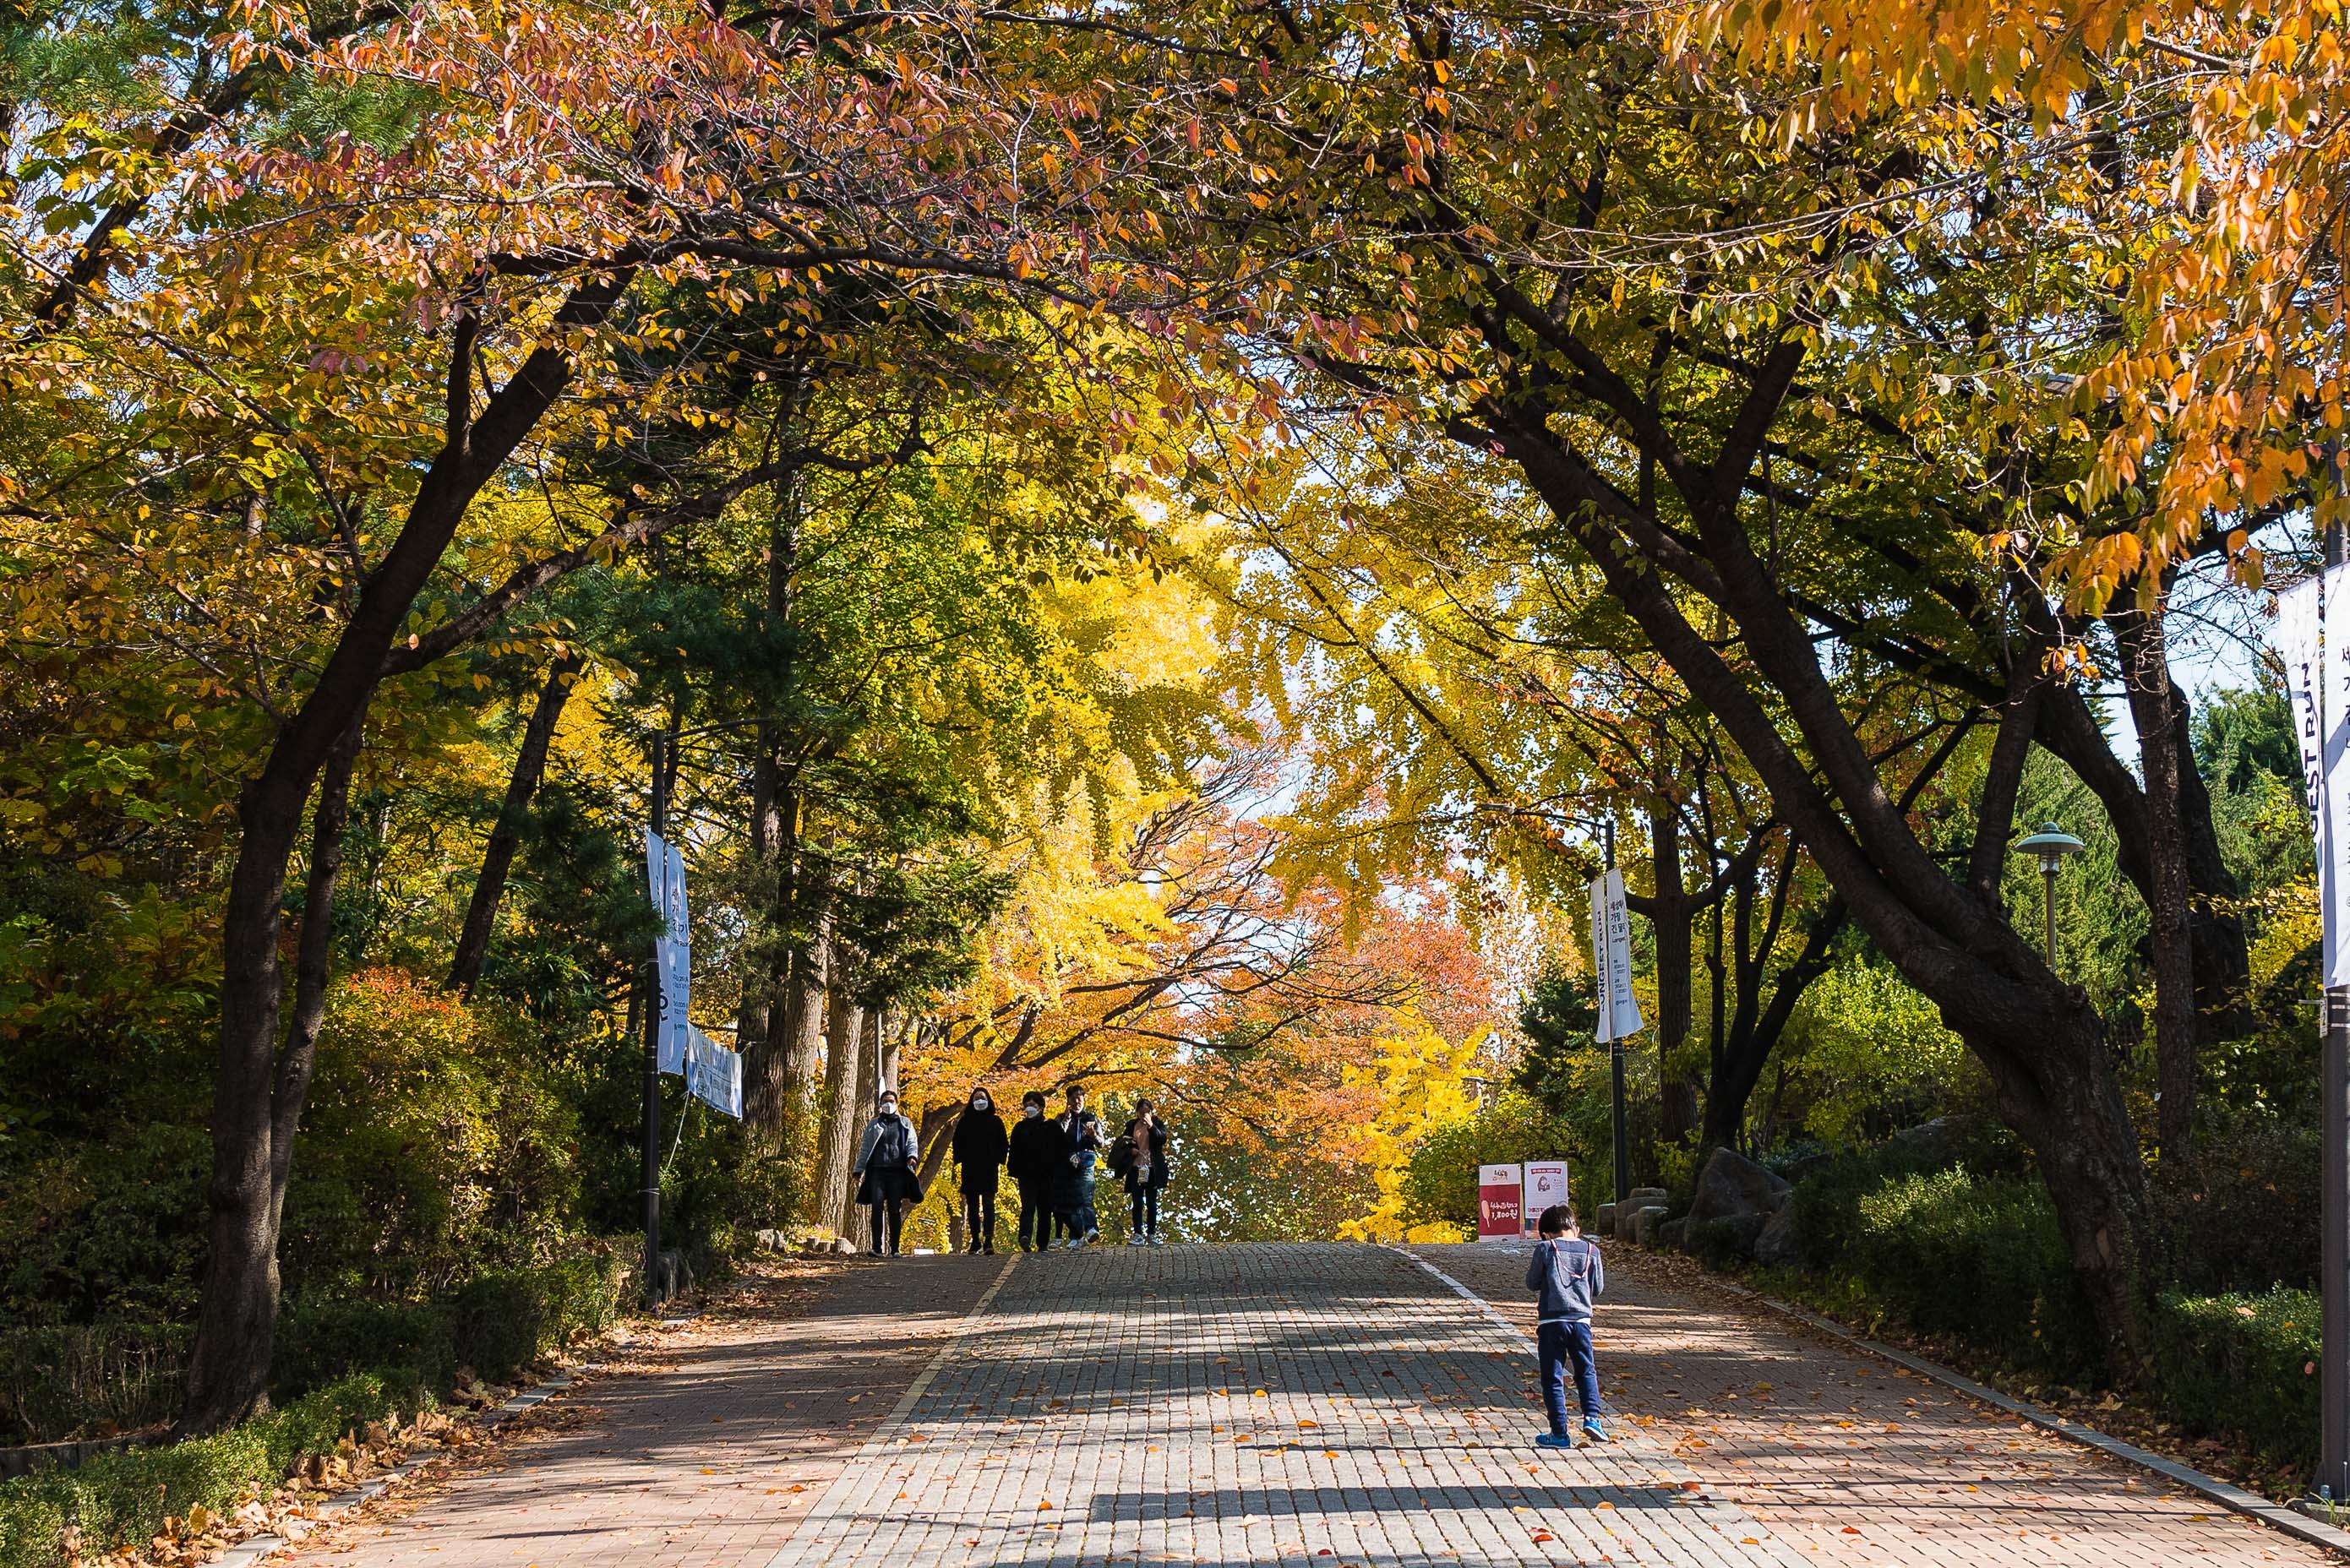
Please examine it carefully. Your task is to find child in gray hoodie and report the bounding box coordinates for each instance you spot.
[1524,1204,1606,1448]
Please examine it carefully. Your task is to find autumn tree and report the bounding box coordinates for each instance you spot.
[1142,0,2313,1372]
[3,0,1243,1429]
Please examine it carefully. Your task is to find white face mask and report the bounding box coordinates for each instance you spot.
[973,1097,991,1112]
[880,1100,897,1116]
[1022,1105,1041,1119]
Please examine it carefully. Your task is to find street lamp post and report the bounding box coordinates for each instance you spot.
[2012,821,2086,967]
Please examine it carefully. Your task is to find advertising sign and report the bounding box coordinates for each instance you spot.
[1476,1162,1524,1240]
[1523,1159,1570,1226]
[1587,868,1644,1042]
[684,1027,743,1119]
[645,829,690,1075]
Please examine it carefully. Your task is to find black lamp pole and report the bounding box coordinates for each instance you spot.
[2325,509,2349,1505]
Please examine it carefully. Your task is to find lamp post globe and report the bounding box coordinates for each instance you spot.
[2011,821,2087,968]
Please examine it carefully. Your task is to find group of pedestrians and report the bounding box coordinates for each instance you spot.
[951,1082,1171,1251]
[859,1093,1607,1451]
[847,1082,1173,1255]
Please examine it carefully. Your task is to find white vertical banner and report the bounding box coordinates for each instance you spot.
[2328,572,2350,989]
[2281,571,2350,987]
[1602,868,1644,1040]
[1588,872,1615,1042]
[685,1027,743,1119]
[645,829,691,1075]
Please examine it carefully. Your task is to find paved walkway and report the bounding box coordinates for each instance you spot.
[778,1243,1775,1567]
[1426,1241,2328,1566]
[285,1244,2338,1568]
[289,1255,1001,1568]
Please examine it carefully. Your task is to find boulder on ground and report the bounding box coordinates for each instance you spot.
[1658,1217,1690,1250]
[1686,1211,1768,1261]
[1753,1201,1803,1268]
[1595,1202,1617,1238]
[1777,1152,1835,1185]
[1687,1146,1791,1226]
[1626,1185,1668,1207]
[1628,1204,1671,1245]
[1883,1113,1996,1168]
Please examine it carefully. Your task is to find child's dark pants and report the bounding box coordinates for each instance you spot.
[1537,1320,1600,1435]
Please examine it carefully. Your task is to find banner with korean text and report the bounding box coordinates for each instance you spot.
[1476,1162,1524,1240]
[644,829,690,1075]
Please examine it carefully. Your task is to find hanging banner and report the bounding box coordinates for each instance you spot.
[1589,871,1617,1040]
[1476,1162,1524,1240]
[1524,1159,1571,1227]
[684,1028,743,1119]
[2279,571,2350,987]
[1587,868,1644,1042]
[644,830,690,1075]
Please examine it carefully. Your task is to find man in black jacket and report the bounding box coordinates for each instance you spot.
[1053,1083,1104,1247]
[1005,1091,1069,1252]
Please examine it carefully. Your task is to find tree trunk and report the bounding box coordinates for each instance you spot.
[2032,648,2249,1044]
[815,965,868,1241]
[734,781,782,1099]
[448,654,582,994]
[915,1094,959,1196]
[177,710,366,1435]
[1700,884,1846,1152]
[177,274,635,1435]
[2166,683,2251,1043]
[779,912,827,1107]
[2113,603,2199,1157]
[1485,393,2158,1375]
[875,1008,902,1101]
[740,460,812,1140]
[1648,773,1700,1145]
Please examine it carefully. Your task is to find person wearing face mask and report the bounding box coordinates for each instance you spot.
[1053,1082,1103,1248]
[1115,1098,1170,1245]
[851,1087,922,1257]
[950,1086,1009,1255]
[1004,1089,1071,1252]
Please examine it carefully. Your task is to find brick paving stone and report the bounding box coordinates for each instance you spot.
[772,1243,1800,1568]
[277,1255,1002,1568]
[1423,1240,2337,1567]
[283,1242,2329,1568]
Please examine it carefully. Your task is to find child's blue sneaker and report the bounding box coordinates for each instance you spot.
[1533,1432,1576,1451]
[1580,1420,1610,1445]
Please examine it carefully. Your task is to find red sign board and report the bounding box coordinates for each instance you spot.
[1476,1163,1523,1239]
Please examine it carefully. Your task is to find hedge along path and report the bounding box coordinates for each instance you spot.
[211,1370,579,1568]
[1420,1242,2344,1566]
[262,1254,1003,1568]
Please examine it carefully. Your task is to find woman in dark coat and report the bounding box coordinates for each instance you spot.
[1116,1098,1170,1245]
[1004,1090,1070,1252]
[950,1086,1009,1255]
[851,1087,922,1257]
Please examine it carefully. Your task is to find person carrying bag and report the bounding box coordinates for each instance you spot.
[1116,1099,1170,1245]
[852,1088,923,1257]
